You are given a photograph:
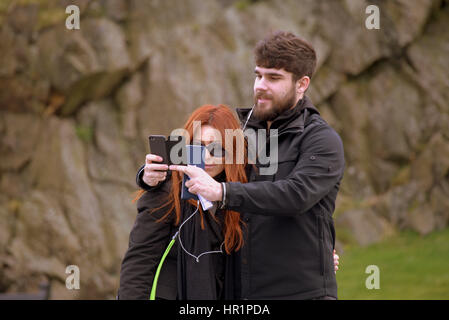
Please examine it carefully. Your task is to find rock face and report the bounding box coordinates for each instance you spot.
[1,0,448,298]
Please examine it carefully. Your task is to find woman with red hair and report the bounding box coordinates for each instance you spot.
[118,104,248,300]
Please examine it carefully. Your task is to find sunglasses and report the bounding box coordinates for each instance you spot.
[192,140,228,158]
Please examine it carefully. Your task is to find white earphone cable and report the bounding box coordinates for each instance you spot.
[177,201,224,263]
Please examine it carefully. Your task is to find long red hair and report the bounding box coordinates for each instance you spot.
[135,104,248,254]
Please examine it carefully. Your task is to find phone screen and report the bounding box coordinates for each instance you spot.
[181,145,205,200]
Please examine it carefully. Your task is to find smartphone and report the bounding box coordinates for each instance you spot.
[149,135,186,166]
[149,135,169,165]
[181,145,206,200]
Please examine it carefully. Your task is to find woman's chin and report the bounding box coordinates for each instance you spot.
[205,166,223,178]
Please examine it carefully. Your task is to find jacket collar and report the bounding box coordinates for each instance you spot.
[236,95,320,134]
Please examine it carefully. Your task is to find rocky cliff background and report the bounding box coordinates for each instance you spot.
[0,0,448,299]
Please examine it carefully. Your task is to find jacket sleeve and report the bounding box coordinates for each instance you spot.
[118,184,172,299]
[224,124,345,216]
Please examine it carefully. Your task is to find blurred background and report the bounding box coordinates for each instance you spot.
[0,0,448,299]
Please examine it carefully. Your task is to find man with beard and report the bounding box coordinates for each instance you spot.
[142,31,345,300]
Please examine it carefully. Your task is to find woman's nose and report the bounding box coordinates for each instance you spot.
[204,148,213,164]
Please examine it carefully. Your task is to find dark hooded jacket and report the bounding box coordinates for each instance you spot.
[222,96,345,299]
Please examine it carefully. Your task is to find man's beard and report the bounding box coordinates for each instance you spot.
[253,87,297,122]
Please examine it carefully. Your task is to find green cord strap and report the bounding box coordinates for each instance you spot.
[150,233,177,300]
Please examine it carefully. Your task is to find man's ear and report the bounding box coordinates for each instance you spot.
[296,76,310,96]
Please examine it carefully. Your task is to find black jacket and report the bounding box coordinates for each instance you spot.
[118,181,178,300]
[222,96,345,299]
[118,175,238,300]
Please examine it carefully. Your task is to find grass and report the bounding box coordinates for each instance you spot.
[337,228,449,300]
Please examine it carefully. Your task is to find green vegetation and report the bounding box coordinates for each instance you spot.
[234,0,263,11]
[0,0,67,30]
[75,125,94,143]
[0,0,105,30]
[337,228,449,299]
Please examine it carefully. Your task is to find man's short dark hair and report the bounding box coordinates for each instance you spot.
[254,31,317,81]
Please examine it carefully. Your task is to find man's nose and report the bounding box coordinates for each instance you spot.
[254,77,268,92]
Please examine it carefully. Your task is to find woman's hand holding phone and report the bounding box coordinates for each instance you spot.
[143,154,169,187]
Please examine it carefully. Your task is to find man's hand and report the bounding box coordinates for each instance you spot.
[333,249,339,274]
[169,165,223,201]
[143,154,169,187]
